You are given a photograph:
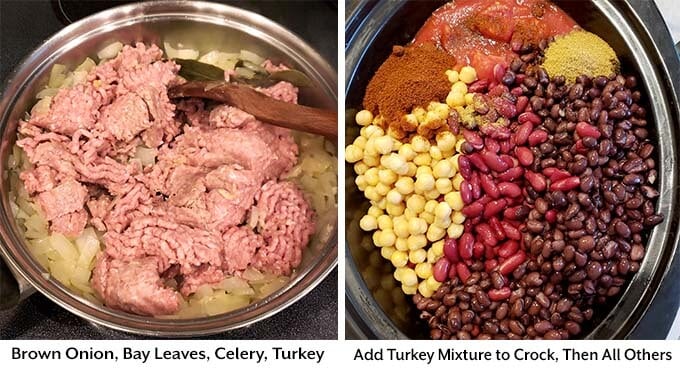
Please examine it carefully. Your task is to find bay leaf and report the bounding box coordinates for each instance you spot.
[174,58,225,81]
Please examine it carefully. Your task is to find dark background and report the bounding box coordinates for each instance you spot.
[0,0,338,339]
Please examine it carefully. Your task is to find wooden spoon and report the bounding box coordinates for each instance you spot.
[168,81,337,139]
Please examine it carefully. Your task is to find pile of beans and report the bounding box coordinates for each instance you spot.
[415,44,663,339]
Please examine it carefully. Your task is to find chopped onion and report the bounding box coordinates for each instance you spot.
[239,49,265,65]
[134,146,157,166]
[48,64,66,88]
[163,42,199,60]
[97,41,123,60]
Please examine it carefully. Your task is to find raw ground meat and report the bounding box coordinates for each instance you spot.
[17,43,316,316]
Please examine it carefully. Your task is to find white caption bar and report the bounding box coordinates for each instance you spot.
[1,340,679,373]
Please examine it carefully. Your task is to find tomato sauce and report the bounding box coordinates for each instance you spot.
[413,0,577,81]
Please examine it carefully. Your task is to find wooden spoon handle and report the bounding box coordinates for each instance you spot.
[168,82,337,139]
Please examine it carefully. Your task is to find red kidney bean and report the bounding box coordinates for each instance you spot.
[447,262,458,279]
[497,240,519,258]
[433,257,451,282]
[485,138,500,153]
[461,181,473,204]
[459,233,475,260]
[484,199,508,218]
[500,154,516,168]
[500,221,522,241]
[528,129,549,146]
[510,86,524,96]
[500,139,513,154]
[516,96,529,113]
[479,174,500,198]
[575,121,601,139]
[515,146,534,166]
[498,182,522,198]
[499,251,527,275]
[456,263,471,282]
[468,153,490,172]
[488,287,512,301]
[493,63,506,83]
[476,223,498,247]
[525,170,547,192]
[470,173,482,199]
[463,129,483,148]
[498,167,523,181]
[518,112,541,125]
[484,259,498,272]
[473,242,485,258]
[480,150,509,172]
[468,79,488,93]
[488,217,506,241]
[444,237,459,263]
[458,155,472,179]
[484,245,495,259]
[550,176,580,191]
[544,209,557,223]
[503,205,530,221]
[546,169,571,183]
[574,139,588,154]
[515,122,534,145]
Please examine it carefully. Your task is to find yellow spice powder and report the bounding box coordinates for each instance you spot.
[541,30,620,84]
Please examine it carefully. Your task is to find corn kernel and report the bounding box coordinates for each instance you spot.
[386,189,403,205]
[435,178,453,194]
[409,248,427,263]
[392,139,403,152]
[431,240,444,256]
[435,201,452,218]
[364,168,378,185]
[413,153,432,166]
[407,234,427,251]
[367,206,383,217]
[436,131,456,152]
[407,217,428,235]
[447,223,464,239]
[374,135,394,155]
[395,237,409,251]
[415,262,433,279]
[463,94,474,107]
[381,230,396,247]
[390,251,408,267]
[363,154,380,167]
[424,189,440,200]
[401,284,418,295]
[432,103,450,119]
[429,145,443,160]
[394,177,414,195]
[364,186,380,201]
[432,160,452,179]
[365,124,384,139]
[433,215,451,229]
[452,210,466,224]
[445,191,464,211]
[459,66,477,84]
[398,143,417,161]
[353,161,369,175]
[406,162,417,177]
[425,276,442,291]
[355,175,367,191]
[412,107,427,123]
[377,215,393,230]
[393,267,406,281]
[406,194,426,213]
[345,144,363,163]
[452,173,464,190]
[376,198,387,210]
[400,268,418,287]
[450,153,460,172]
[353,135,367,149]
[423,111,440,125]
[372,230,382,246]
[355,109,374,126]
[403,208,416,220]
[426,224,446,242]
[393,217,409,239]
[446,91,465,107]
[424,200,438,214]
[378,169,397,186]
[416,165,433,176]
[452,81,468,95]
[445,69,459,83]
[359,215,377,231]
[411,135,430,153]
[404,113,418,126]
[415,173,435,191]
[426,249,438,264]
[418,281,434,298]
[380,246,395,260]
[386,202,405,216]
[420,211,435,224]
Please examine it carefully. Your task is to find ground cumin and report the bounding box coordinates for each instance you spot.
[363,44,456,125]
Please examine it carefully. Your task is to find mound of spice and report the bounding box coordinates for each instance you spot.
[541,30,620,84]
[363,43,457,126]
